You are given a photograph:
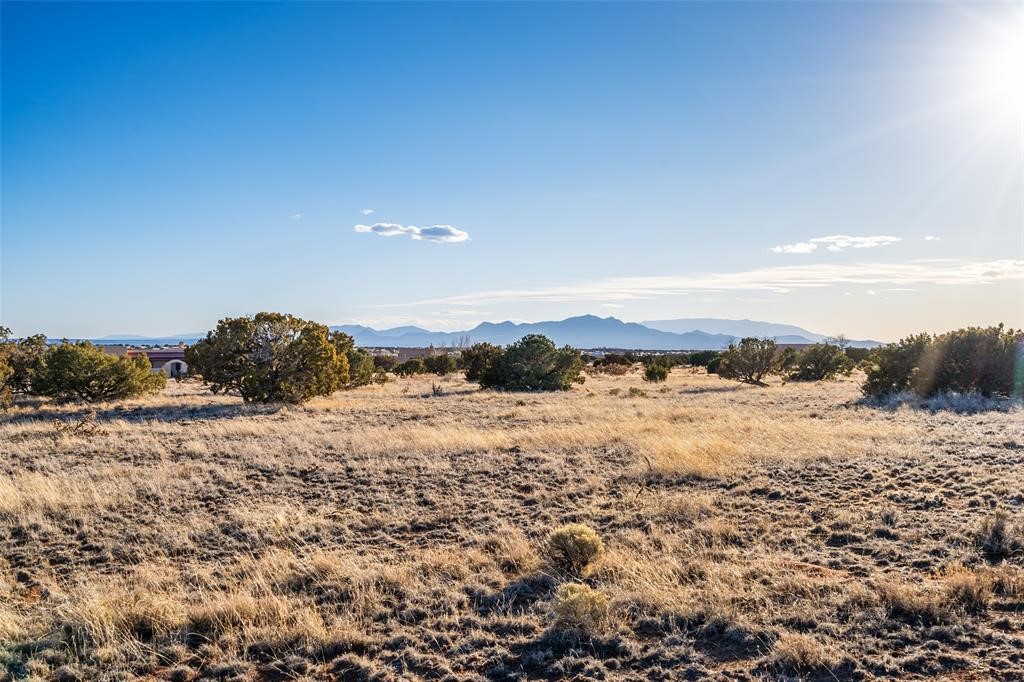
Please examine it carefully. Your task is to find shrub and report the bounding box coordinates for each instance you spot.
[0,334,12,408]
[459,343,501,382]
[478,334,584,392]
[599,353,635,366]
[686,350,721,372]
[592,361,630,376]
[423,353,458,376]
[863,326,1021,399]
[546,524,604,574]
[844,346,871,364]
[372,355,398,372]
[786,343,853,382]
[394,358,427,376]
[973,511,1023,562]
[643,364,669,383]
[769,632,839,673]
[717,338,780,386]
[0,330,47,405]
[551,583,608,633]
[344,346,376,388]
[705,354,723,374]
[861,333,930,397]
[32,341,166,403]
[185,313,348,404]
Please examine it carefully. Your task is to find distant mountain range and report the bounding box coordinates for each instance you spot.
[84,316,881,350]
[330,315,882,350]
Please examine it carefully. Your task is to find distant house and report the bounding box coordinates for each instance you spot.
[125,344,188,378]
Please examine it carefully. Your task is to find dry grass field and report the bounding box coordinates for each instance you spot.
[1,369,1023,681]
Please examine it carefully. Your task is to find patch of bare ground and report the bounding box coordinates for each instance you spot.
[1,370,1022,680]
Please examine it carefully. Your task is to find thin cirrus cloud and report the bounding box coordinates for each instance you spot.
[377,259,1024,307]
[360,208,376,215]
[771,235,902,254]
[354,222,470,243]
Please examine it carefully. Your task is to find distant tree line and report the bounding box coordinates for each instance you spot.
[4,317,1018,406]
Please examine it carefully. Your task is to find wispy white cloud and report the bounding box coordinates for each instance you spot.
[814,235,902,251]
[770,242,817,254]
[289,213,302,221]
[600,303,624,308]
[360,208,375,215]
[924,235,941,241]
[354,222,419,237]
[354,222,469,243]
[376,259,1024,307]
[771,234,902,254]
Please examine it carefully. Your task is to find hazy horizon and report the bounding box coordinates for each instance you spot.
[2,2,1022,340]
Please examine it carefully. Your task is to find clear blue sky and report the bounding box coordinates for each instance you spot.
[2,1,1021,340]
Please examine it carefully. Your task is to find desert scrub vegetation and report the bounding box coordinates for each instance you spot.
[551,583,609,633]
[1,371,1022,679]
[0,332,165,405]
[642,362,669,383]
[546,524,604,574]
[717,337,783,386]
[473,334,585,391]
[862,324,1023,399]
[786,341,854,382]
[185,312,376,403]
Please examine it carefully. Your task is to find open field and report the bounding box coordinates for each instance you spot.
[1,370,1023,681]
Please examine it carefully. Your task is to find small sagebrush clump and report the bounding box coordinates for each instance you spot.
[972,511,1023,562]
[551,583,608,633]
[547,524,604,574]
[769,632,839,674]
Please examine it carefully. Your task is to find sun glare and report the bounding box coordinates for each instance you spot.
[955,9,1024,132]
[973,26,1024,113]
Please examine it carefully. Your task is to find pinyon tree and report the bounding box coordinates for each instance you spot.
[32,341,166,403]
[186,312,350,403]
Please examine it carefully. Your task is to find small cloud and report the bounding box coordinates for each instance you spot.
[413,225,470,243]
[360,208,375,215]
[866,289,877,295]
[354,222,419,237]
[771,235,902,254]
[354,222,469,243]
[813,235,902,251]
[770,242,818,254]
[600,303,624,308]
[289,213,302,221]
[924,235,941,241]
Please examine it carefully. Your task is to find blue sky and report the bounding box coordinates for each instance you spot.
[2,1,1021,340]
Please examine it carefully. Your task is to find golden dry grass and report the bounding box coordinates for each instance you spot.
[1,369,1022,680]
